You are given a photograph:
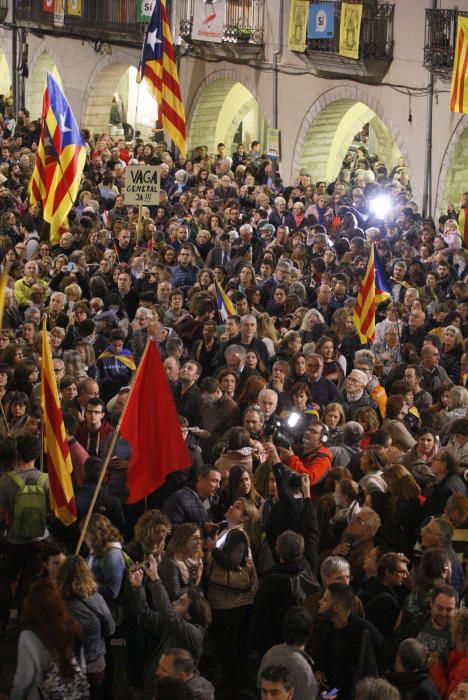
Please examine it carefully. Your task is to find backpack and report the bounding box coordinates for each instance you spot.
[289,569,321,605]
[95,546,134,624]
[8,471,48,539]
[39,656,90,700]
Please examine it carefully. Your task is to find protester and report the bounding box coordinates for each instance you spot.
[2,110,468,700]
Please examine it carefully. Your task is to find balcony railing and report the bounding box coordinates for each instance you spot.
[14,0,148,45]
[306,0,394,60]
[179,0,265,45]
[424,9,468,74]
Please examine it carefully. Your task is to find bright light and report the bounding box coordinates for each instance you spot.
[286,412,301,428]
[369,195,392,220]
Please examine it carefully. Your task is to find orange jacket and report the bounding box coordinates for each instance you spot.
[286,447,333,500]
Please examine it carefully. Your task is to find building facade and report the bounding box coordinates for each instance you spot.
[0,0,467,216]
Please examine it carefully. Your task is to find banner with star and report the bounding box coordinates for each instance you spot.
[29,73,86,245]
[138,0,187,155]
[192,0,225,43]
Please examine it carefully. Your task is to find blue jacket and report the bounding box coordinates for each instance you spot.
[171,263,199,289]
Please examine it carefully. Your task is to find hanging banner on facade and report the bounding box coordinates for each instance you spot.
[308,3,334,39]
[125,165,161,206]
[288,0,309,52]
[67,0,82,16]
[43,0,55,12]
[136,0,156,22]
[339,2,362,59]
[54,0,65,25]
[192,0,226,43]
[266,128,280,159]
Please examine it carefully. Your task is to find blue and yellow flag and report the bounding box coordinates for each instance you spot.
[29,73,86,245]
[215,280,236,322]
[138,0,187,155]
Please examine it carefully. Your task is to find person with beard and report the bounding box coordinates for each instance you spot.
[314,583,382,700]
[114,227,134,264]
[173,360,202,427]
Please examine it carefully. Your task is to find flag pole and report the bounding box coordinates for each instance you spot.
[39,418,45,473]
[0,400,10,437]
[74,336,153,554]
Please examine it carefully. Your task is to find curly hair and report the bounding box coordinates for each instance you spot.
[133,509,171,553]
[84,513,123,556]
[58,555,98,599]
[452,608,468,651]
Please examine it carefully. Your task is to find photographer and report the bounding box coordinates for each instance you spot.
[265,423,333,503]
[128,555,211,699]
[262,454,319,575]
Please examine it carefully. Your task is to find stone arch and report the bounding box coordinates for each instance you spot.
[27,49,62,119]
[436,114,468,217]
[0,40,12,96]
[187,70,269,155]
[292,85,409,192]
[81,52,157,138]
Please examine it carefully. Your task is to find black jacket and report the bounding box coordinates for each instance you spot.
[421,472,467,519]
[386,669,440,700]
[173,382,202,427]
[315,613,383,700]
[251,557,320,656]
[265,463,320,573]
[359,576,401,637]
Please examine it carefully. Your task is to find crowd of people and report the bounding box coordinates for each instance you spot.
[0,103,468,700]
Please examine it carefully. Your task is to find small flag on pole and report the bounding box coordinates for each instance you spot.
[450,16,468,113]
[215,280,236,322]
[138,0,187,156]
[353,243,391,344]
[41,318,77,525]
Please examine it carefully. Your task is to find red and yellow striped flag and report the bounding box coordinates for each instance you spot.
[450,16,468,113]
[29,73,86,245]
[138,0,187,156]
[41,318,77,525]
[0,268,9,333]
[353,243,391,344]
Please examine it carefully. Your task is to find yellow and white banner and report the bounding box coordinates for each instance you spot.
[288,0,309,52]
[67,0,82,16]
[339,2,362,60]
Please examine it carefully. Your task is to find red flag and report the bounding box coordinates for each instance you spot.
[119,340,191,503]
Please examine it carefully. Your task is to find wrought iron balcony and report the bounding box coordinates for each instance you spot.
[14,0,147,46]
[424,9,468,76]
[179,0,265,47]
[304,0,394,82]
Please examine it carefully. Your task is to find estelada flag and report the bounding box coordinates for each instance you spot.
[353,243,391,344]
[138,0,187,156]
[450,16,468,113]
[29,73,86,245]
[41,318,77,525]
[119,340,191,503]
